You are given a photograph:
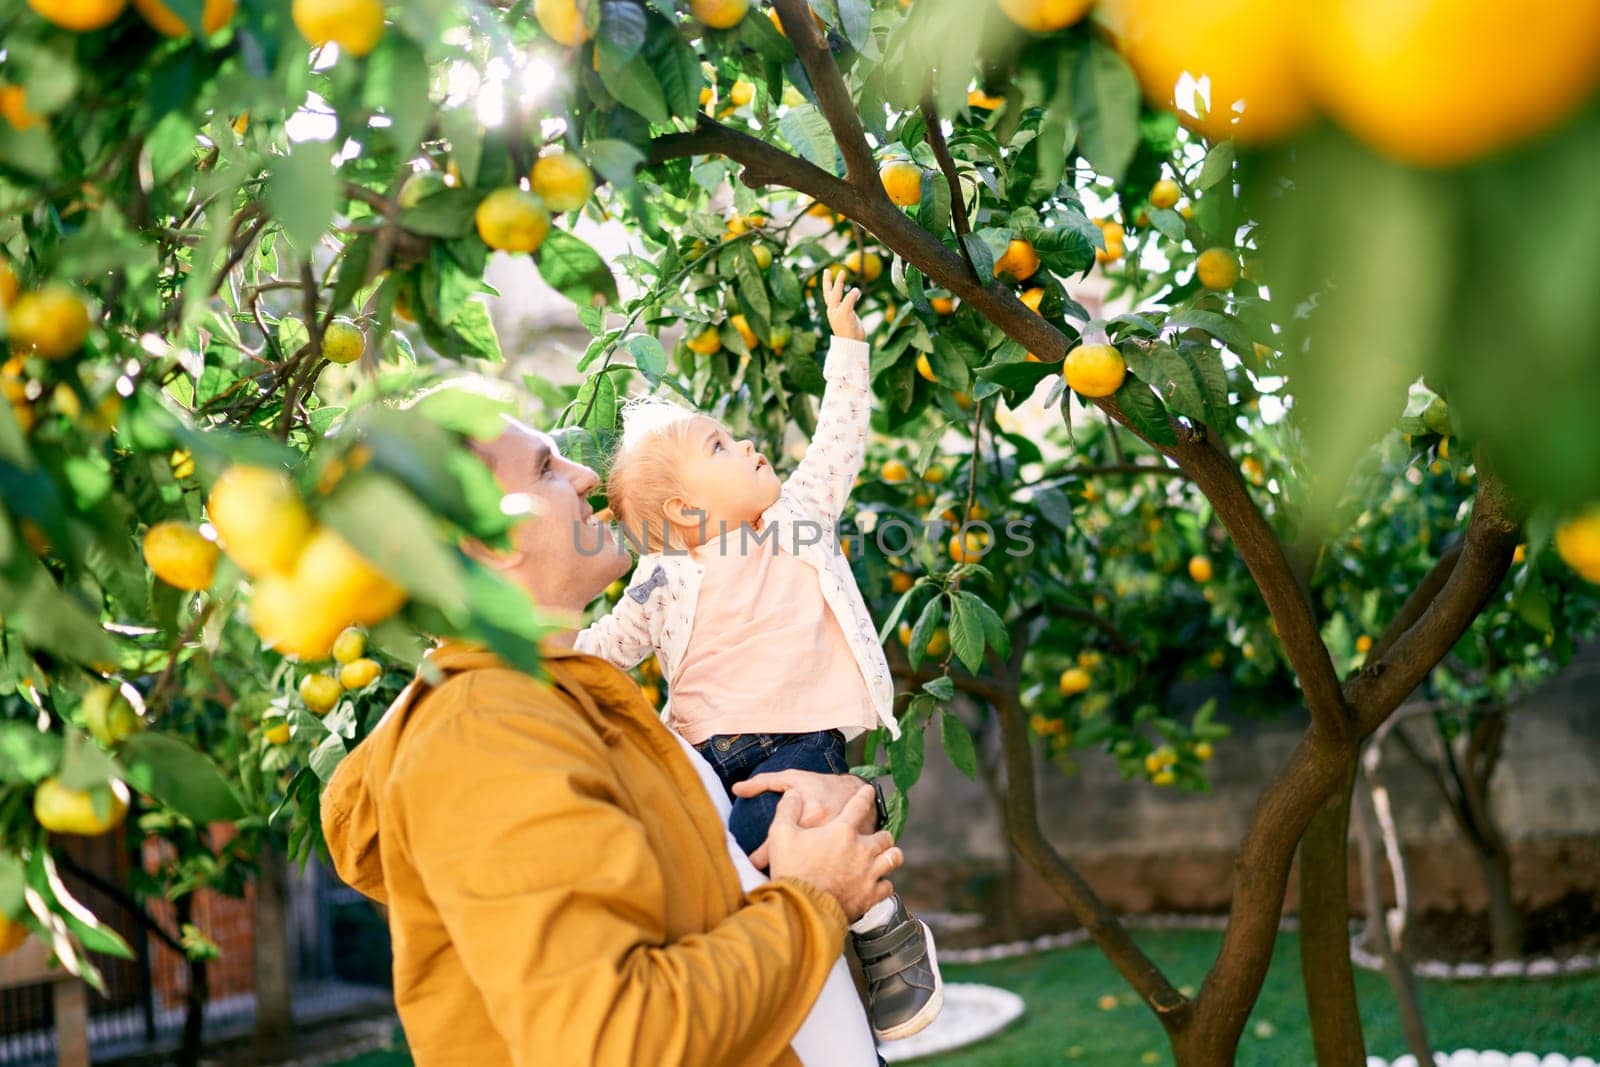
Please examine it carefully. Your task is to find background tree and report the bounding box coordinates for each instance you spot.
[2,0,1599,1065]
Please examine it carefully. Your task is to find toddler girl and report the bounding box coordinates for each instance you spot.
[575,272,942,1041]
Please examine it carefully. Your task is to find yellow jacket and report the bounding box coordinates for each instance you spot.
[320,641,847,1066]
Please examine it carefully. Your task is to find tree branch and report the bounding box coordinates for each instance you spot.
[920,97,979,279]
[1066,462,1190,481]
[1346,463,1521,733]
[774,0,878,187]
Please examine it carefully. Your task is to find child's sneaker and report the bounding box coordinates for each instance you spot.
[851,895,943,1041]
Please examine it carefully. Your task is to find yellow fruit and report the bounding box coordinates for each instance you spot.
[993,238,1040,282]
[948,529,989,563]
[1058,667,1091,696]
[1152,769,1177,786]
[728,80,755,107]
[475,188,550,253]
[685,325,722,355]
[1188,554,1213,583]
[699,86,715,107]
[881,459,910,483]
[1178,204,1194,220]
[0,914,28,956]
[1195,740,1214,761]
[1512,544,1526,565]
[1143,751,1164,774]
[33,777,129,836]
[264,718,291,745]
[534,0,589,45]
[250,575,342,659]
[952,390,973,410]
[805,200,837,220]
[294,526,407,626]
[142,522,221,591]
[321,317,366,365]
[25,0,126,31]
[1099,0,1312,143]
[751,243,773,270]
[925,627,950,657]
[1150,178,1180,210]
[1077,650,1102,670]
[397,170,448,209]
[730,313,759,349]
[967,89,1006,109]
[1019,287,1045,314]
[768,323,792,351]
[1096,240,1125,265]
[208,466,314,577]
[1300,0,1600,167]
[996,0,1091,32]
[843,249,884,281]
[0,263,17,309]
[640,683,661,705]
[897,622,914,647]
[890,571,915,594]
[331,626,366,664]
[299,672,343,714]
[9,284,92,361]
[1196,247,1239,290]
[339,657,382,690]
[1354,633,1373,655]
[83,684,144,747]
[291,0,384,55]
[915,353,937,383]
[0,87,42,131]
[930,296,956,315]
[1242,455,1265,485]
[1555,508,1600,583]
[880,160,923,207]
[1099,220,1126,244]
[1062,343,1126,398]
[133,0,233,35]
[924,463,947,484]
[530,151,594,213]
[690,0,748,29]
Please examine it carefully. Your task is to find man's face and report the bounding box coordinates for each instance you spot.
[475,421,630,613]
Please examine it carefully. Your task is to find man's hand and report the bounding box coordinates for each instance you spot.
[766,787,900,921]
[822,268,865,341]
[734,770,877,868]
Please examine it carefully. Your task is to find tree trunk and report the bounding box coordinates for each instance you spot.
[1354,760,1433,1064]
[1299,763,1367,1066]
[254,844,295,1061]
[174,895,208,1067]
[1479,841,1524,961]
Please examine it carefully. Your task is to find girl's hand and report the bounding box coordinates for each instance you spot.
[822,268,866,341]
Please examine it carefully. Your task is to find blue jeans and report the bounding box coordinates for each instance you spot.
[694,730,849,858]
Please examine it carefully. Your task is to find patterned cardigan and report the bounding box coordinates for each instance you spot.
[575,336,900,740]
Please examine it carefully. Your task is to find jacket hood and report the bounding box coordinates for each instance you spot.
[319,641,517,903]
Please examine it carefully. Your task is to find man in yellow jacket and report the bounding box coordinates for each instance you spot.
[321,415,901,1066]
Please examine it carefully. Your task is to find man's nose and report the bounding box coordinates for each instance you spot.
[563,459,601,497]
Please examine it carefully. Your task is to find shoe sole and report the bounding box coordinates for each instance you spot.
[874,919,945,1042]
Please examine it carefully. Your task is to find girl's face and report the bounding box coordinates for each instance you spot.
[671,416,782,540]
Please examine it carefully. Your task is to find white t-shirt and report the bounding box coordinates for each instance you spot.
[672,735,879,1066]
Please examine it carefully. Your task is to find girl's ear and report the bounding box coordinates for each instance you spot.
[662,494,704,532]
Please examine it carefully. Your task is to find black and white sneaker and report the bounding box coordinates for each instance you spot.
[852,894,944,1041]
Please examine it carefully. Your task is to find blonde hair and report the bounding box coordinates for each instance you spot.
[607,396,701,553]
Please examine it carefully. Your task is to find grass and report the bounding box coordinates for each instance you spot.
[920,929,1600,1065]
[327,930,1599,1066]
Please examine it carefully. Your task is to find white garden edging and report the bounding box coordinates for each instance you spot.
[1366,1054,1596,1067]
[930,913,1600,980]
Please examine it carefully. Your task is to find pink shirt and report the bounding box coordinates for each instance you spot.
[668,527,880,746]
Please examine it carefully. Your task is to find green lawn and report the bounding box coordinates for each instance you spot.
[329,930,1599,1066]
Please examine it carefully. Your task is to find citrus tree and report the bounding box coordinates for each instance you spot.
[3,0,1600,1064]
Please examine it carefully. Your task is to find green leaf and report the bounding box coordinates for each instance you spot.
[322,473,469,614]
[398,188,480,238]
[309,733,347,783]
[365,36,430,153]
[1071,40,1140,184]
[1184,344,1232,429]
[949,593,986,673]
[1147,207,1187,242]
[908,595,943,671]
[921,676,955,702]
[537,230,620,308]
[965,593,1011,659]
[1126,344,1206,424]
[889,713,926,794]
[119,732,246,824]
[1165,309,1254,356]
[585,139,648,189]
[446,297,503,362]
[0,723,62,784]
[940,710,977,780]
[778,105,840,172]
[1196,140,1237,190]
[329,232,376,314]
[626,334,667,378]
[572,370,619,433]
[652,34,703,120]
[39,851,132,960]
[267,142,337,253]
[597,45,669,125]
[1114,375,1178,446]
